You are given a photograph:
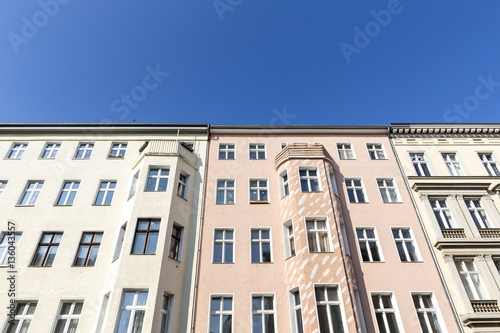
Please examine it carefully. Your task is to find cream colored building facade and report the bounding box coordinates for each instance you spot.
[390,123,500,332]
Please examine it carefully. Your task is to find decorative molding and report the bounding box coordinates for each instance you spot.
[419,193,428,200]
[444,254,454,262]
[482,194,492,201]
[476,254,492,261]
[448,194,456,200]
[456,194,464,200]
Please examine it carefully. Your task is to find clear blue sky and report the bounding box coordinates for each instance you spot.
[1,1,499,125]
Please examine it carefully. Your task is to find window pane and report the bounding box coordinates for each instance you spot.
[145,233,158,254]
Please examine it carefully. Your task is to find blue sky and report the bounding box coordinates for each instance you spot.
[1,1,499,125]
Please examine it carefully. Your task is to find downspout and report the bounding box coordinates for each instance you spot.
[388,127,465,333]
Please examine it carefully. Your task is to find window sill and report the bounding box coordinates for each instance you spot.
[177,194,188,201]
[212,262,235,264]
[362,261,385,263]
[251,262,274,264]
[53,204,73,207]
[107,156,125,159]
[91,204,111,207]
[216,203,235,205]
[250,201,269,204]
[348,202,369,204]
[168,256,182,263]
[15,205,35,207]
[302,191,322,193]
[4,158,21,160]
[130,253,157,256]
[39,158,56,160]
[382,201,403,204]
[73,158,91,160]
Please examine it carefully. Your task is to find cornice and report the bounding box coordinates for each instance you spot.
[390,124,500,137]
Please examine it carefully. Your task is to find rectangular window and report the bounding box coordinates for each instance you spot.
[209,295,233,333]
[112,223,126,261]
[299,167,320,192]
[7,143,28,159]
[177,172,190,199]
[306,218,331,253]
[0,232,21,266]
[279,170,289,198]
[479,153,500,176]
[75,142,94,159]
[367,144,386,160]
[251,229,271,263]
[345,178,367,203]
[169,224,183,261]
[372,293,401,333]
[56,181,80,206]
[442,153,464,176]
[19,181,44,206]
[337,143,354,160]
[74,232,102,266]
[146,168,169,192]
[249,143,266,160]
[356,228,382,262]
[131,219,160,255]
[129,171,139,198]
[431,199,454,229]
[41,143,60,159]
[377,178,400,203]
[410,153,431,176]
[213,229,234,263]
[252,295,276,333]
[391,228,420,262]
[249,179,268,202]
[290,289,303,333]
[159,293,173,333]
[466,199,489,229]
[94,181,116,205]
[283,220,295,258]
[31,233,62,266]
[53,301,83,333]
[217,179,235,204]
[455,260,488,300]
[0,181,6,197]
[315,285,345,333]
[219,144,235,160]
[412,293,444,333]
[2,301,37,332]
[109,143,127,158]
[116,291,148,333]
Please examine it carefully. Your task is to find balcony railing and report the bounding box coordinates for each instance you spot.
[441,228,466,239]
[275,144,328,167]
[143,140,197,166]
[479,228,500,239]
[471,300,500,313]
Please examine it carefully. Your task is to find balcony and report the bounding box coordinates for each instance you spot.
[441,228,466,239]
[142,140,197,167]
[275,143,329,168]
[479,228,500,239]
[471,300,500,313]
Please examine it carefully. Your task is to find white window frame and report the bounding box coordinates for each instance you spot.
[366,143,386,160]
[250,228,272,263]
[145,167,169,192]
[377,178,401,203]
[128,170,140,199]
[169,223,184,261]
[455,259,489,300]
[314,284,349,333]
[52,300,84,333]
[213,228,234,264]
[478,152,500,176]
[2,301,37,333]
[409,152,431,176]
[282,220,296,258]
[249,143,266,160]
[442,153,465,176]
[0,232,21,266]
[279,170,290,198]
[465,199,490,229]
[411,292,446,333]
[41,142,61,159]
[219,143,235,160]
[18,180,44,206]
[115,290,148,333]
[112,223,127,262]
[0,181,7,197]
[305,217,333,253]
[6,143,28,159]
[94,181,116,206]
[344,178,368,203]
[391,227,421,262]
[329,169,339,196]
[371,292,404,333]
[55,181,80,206]
[74,142,94,159]
[289,288,304,333]
[177,171,190,200]
[299,166,321,192]
[209,294,233,333]
[109,142,127,158]
[337,143,355,160]
[249,178,269,203]
[430,199,454,229]
[339,222,350,257]
[356,227,383,262]
[216,179,235,205]
[251,293,277,333]
[158,292,175,333]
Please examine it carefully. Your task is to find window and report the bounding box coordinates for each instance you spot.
[431,199,454,229]
[116,291,148,333]
[372,293,401,333]
[344,178,367,203]
[299,167,320,192]
[31,233,62,266]
[251,229,271,263]
[279,170,289,198]
[177,172,190,199]
[466,199,489,229]
[339,223,350,256]
[159,293,173,333]
[442,153,464,176]
[209,295,233,333]
[249,179,268,202]
[56,181,80,206]
[146,168,169,192]
[377,178,400,203]
[479,153,500,176]
[94,181,116,205]
[217,179,235,204]
[356,228,382,262]
[19,181,43,206]
[219,144,235,160]
[412,293,444,333]
[410,153,431,176]
[283,220,295,258]
[109,143,127,158]
[337,143,354,160]
[7,143,28,159]
[41,143,60,159]
[367,144,386,160]
[112,223,127,261]
[252,295,276,333]
[213,229,234,263]
[290,289,303,333]
[249,143,266,160]
[391,228,419,262]
[75,142,94,159]
[2,301,37,333]
[74,232,102,266]
[281,142,287,149]
[128,171,139,198]
[0,181,6,197]
[53,301,83,333]
[0,233,21,266]
[455,260,488,300]
[131,219,160,255]
[169,224,183,260]
[315,285,345,333]
[306,218,331,253]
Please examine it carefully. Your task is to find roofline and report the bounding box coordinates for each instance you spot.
[389,123,500,136]
[211,124,389,135]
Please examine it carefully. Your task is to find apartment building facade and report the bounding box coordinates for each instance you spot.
[0,124,209,333]
[390,123,500,332]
